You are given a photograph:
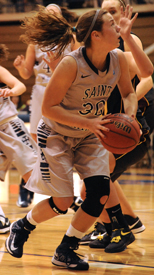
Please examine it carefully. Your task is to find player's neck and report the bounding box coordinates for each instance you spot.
[86,48,108,72]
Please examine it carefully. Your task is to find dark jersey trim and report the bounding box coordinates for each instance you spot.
[82,47,110,75]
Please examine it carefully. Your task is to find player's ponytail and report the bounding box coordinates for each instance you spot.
[20,8,108,56]
[20,7,74,58]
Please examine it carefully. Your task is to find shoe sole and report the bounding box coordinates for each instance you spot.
[89,244,107,248]
[16,201,30,208]
[131,225,146,234]
[89,241,109,249]
[79,241,90,245]
[52,257,68,268]
[105,233,135,253]
[52,257,89,270]
[0,226,10,234]
[105,244,127,253]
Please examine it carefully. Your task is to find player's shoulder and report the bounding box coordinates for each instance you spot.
[115,48,127,64]
[61,54,77,68]
[55,55,77,81]
[115,48,125,57]
[110,49,126,68]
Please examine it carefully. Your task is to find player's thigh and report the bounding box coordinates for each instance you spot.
[74,134,110,180]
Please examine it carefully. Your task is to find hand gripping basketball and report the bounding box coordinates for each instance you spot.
[100,113,141,154]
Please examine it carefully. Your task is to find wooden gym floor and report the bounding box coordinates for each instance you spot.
[0,159,154,275]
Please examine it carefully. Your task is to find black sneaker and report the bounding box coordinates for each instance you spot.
[0,215,11,234]
[79,222,106,245]
[89,232,110,248]
[5,219,31,258]
[70,196,83,212]
[105,228,135,253]
[52,243,89,270]
[16,184,30,208]
[124,215,146,234]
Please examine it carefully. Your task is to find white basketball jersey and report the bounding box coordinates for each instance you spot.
[43,47,121,137]
[33,46,52,86]
[0,82,18,122]
[33,44,72,86]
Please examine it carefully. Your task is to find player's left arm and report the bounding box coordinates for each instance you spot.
[0,66,26,97]
[117,49,138,117]
[120,5,153,78]
[125,35,153,99]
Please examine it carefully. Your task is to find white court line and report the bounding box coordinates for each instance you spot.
[134,209,154,212]
[89,262,131,269]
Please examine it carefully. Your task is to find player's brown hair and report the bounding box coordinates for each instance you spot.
[76,9,107,47]
[61,7,79,23]
[20,8,107,57]
[117,0,126,9]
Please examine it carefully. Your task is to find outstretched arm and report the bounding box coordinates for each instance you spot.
[117,49,138,117]
[120,5,153,78]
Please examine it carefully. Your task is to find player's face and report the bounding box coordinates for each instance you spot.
[100,13,120,50]
[101,0,121,25]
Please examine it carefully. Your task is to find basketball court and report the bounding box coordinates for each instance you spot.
[0,160,154,275]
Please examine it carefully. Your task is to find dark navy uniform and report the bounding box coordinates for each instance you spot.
[107,36,153,182]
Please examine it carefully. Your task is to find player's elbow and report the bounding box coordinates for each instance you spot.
[149,65,154,76]
[139,67,153,78]
[144,65,153,77]
[146,67,154,77]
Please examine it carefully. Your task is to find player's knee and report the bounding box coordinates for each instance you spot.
[81,175,110,217]
[49,197,72,215]
[100,195,109,205]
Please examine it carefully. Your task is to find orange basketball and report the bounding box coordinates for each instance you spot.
[101,113,140,154]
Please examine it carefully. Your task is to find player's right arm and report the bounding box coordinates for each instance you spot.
[13,44,35,79]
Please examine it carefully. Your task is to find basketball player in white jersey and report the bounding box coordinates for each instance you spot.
[6,7,153,270]
[80,0,153,245]
[0,44,37,232]
[13,3,81,208]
